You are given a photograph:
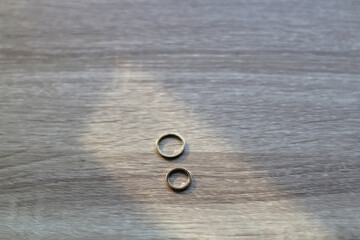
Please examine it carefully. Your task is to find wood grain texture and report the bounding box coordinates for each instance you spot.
[1,0,360,239]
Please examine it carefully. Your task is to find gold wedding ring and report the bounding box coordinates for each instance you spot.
[165,167,192,191]
[155,133,186,159]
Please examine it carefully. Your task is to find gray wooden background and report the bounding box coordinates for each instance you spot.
[1,0,359,239]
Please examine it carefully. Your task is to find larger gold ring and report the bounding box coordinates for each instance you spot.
[165,167,192,191]
[155,133,186,159]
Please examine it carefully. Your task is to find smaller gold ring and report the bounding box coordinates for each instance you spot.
[155,133,185,159]
[165,167,192,191]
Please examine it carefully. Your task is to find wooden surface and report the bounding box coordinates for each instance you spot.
[1,0,360,239]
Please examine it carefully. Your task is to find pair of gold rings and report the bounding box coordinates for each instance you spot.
[155,133,192,192]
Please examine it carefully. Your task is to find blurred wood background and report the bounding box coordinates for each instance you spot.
[0,0,359,239]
